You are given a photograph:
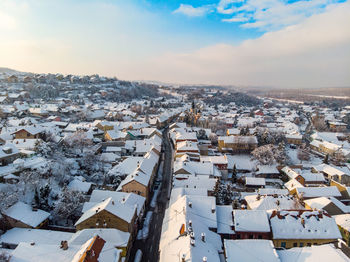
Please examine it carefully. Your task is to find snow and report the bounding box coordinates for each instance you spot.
[137,211,153,240]
[67,179,92,193]
[270,210,341,240]
[75,197,136,226]
[277,244,349,262]
[3,202,50,228]
[233,210,270,232]
[216,206,235,235]
[245,194,302,210]
[224,239,280,262]
[245,177,266,186]
[296,186,341,198]
[0,228,73,246]
[334,214,350,231]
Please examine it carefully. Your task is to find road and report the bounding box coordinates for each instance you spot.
[128,127,173,262]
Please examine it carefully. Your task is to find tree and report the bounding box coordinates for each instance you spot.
[232,164,237,182]
[297,149,310,163]
[52,188,85,225]
[63,130,93,154]
[323,154,329,164]
[252,144,287,165]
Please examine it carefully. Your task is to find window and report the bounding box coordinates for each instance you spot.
[236,234,241,239]
[281,242,286,248]
[293,243,297,247]
[249,235,254,239]
[258,235,263,239]
[307,243,311,247]
[299,243,304,247]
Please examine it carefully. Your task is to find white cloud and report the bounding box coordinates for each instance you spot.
[173,4,214,17]
[130,2,350,88]
[221,0,343,31]
[217,0,245,14]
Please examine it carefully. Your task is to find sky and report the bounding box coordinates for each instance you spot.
[0,0,349,88]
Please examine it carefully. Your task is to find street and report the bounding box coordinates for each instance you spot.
[129,127,173,262]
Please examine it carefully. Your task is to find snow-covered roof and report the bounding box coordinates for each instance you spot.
[159,195,221,262]
[245,177,266,186]
[3,202,50,228]
[277,244,348,262]
[0,228,73,246]
[75,197,136,226]
[234,210,270,232]
[296,186,341,198]
[68,178,92,193]
[304,197,350,213]
[245,195,302,210]
[216,206,235,235]
[334,214,350,231]
[224,239,280,262]
[270,210,341,240]
[69,228,130,248]
[84,189,145,217]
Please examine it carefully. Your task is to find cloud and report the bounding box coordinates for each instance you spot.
[130,2,350,88]
[173,4,214,17]
[221,0,344,31]
[217,0,245,14]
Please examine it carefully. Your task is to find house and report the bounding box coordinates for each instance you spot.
[255,165,280,179]
[175,141,200,161]
[245,177,266,189]
[218,136,258,153]
[75,197,137,235]
[334,214,350,246]
[10,235,120,262]
[330,180,350,200]
[329,122,347,132]
[286,133,303,145]
[224,239,280,262]
[2,202,50,229]
[244,194,303,210]
[277,244,349,262]
[117,170,151,200]
[0,144,20,166]
[83,189,146,223]
[12,126,44,139]
[312,164,350,185]
[104,130,127,141]
[159,195,222,262]
[304,197,349,215]
[200,155,228,178]
[295,186,341,200]
[270,210,341,248]
[232,210,271,240]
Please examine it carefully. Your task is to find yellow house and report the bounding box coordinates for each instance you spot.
[270,210,341,248]
[75,198,137,235]
[117,170,150,201]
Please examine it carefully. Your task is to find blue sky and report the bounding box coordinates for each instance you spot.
[0,0,349,87]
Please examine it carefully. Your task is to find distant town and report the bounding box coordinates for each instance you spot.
[1,69,350,262]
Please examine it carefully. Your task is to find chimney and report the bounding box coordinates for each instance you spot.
[181,254,186,262]
[188,202,192,208]
[60,240,68,250]
[190,232,195,239]
[211,205,215,214]
[190,239,195,246]
[301,218,305,228]
[203,257,208,262]
[189,220,192,227]
[201,233,206,242]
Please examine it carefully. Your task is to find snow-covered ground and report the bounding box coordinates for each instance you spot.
[137,211,153,240]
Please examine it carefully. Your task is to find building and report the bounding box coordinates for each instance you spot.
[75,197,137,235]
[218,136,258,153]
[2,202,50,229]
[270,210,341,248]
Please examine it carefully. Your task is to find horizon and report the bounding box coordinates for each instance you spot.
[1,0,350,88]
